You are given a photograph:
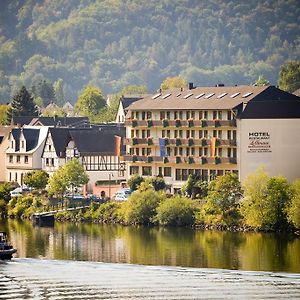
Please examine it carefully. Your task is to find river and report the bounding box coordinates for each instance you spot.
[0,219,299,299]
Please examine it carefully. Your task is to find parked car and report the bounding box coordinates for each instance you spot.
[9,187,31,197]
[112,188,132,201]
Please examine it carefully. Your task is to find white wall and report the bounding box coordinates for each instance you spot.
[239,119,300,182]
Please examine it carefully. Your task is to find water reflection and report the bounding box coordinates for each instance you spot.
[1,219,299,273]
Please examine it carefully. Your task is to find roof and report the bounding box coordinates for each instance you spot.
[69,130,117,155]
[29,116,89,127]
[22,128,40,151]
[11,116,34,126]
[121,95,149,110]
[126,86,300,119]
[44,124,125,157]
[127,86,270,111]
[11,128,40,151]
[48,127,70,157]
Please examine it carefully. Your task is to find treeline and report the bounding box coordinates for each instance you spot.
[0,0,300,103]
[3,168,300,232]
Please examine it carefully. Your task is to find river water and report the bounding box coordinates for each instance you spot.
[0,219,300,299]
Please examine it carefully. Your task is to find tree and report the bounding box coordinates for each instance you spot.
[75,86,106,117]
[240,168,291,230]
[155,195,197,226]
[286,179,300,229]
[127,174,144,191]
[181,174,208,199]
[0,104,10,125]
[151,176,166,191]
[47,158,89,197]
[33,80,56,107]
[23,170,49,190]
[53,78,66,106]
[120,85,148,95]
[160,76,187,91]
[121,182,164,225]
[201,173,242,225]
[255,75,269,86]
[278,61,300,93]
[9,86,38,117]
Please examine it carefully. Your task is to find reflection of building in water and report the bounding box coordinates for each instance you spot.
[124,85,300,192]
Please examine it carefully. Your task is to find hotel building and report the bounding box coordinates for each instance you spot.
[123,85,300,192]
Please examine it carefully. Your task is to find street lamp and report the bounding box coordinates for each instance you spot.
[108,173,114,199]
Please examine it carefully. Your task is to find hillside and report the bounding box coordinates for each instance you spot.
[0,0,300,103]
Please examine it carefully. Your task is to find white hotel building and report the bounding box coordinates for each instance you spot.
[123,84,300,192]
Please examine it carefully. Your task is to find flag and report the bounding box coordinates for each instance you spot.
[115,135,121,157]
[159,138,166,157]
[211,137,216,158]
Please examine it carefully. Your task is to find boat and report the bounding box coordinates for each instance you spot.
[0,232,17,260]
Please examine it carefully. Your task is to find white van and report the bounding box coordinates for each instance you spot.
[112,188,132,201]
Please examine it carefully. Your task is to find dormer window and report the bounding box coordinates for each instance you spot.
[21,141,24,149]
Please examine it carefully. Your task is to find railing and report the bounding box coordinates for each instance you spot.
[125,118,237,128]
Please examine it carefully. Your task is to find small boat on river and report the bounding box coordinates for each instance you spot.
[0,232,17,260]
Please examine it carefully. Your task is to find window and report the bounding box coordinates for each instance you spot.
[24,156,28,164]
[218,111,222,120]
[204,111,208,119]
[162,130,166,138]
[233,130,236,140]
[233,148,237,158]
[217,93,227,99]
[9,172,12,182]
[218,130,222,139]
[21,141,24,148]
[9,155,13,163]
[242,92,253,98]
[179,147,183,156]
[46,158,49,165]
[164,167,171,177]
[191,147,195,156]
[199,111,203,119]
[186,148,190,156]
[179,111,183,119]
[179,130,183,138]
[166,111,170,119]
[227,130,232,140]
[15,173,17,182]
[130,166,139,175]
[199,130,203,138]
[213,111,218,119]
[51,158,55,166]
[162,93,171,99]
[217,170,224,176]
[195,93,205,99]
[147,130,151,138]
[204,93,215,99]
[186,111,190,119]
[17,155,20,163]
[227,148,232,157]
[142,166,152,176]
[227,111,232,120]
[146,111,152,119]
[199,147,203,156]
[160,111,165,120]
[184,93,193,99]
[166,147,171,156]
[11,141,14,148]
[213,130,217,138]
[174,111,178,119]
[230,92,240,98]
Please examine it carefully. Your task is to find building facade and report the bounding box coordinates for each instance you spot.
[123,85,300,191]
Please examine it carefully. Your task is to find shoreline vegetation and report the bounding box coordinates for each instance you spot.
[1,168,300,235]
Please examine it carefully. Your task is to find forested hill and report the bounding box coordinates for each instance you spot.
[0,0,300,103]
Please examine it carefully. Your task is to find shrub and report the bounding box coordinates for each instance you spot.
[155,195,197,226]
[121,183,164,225]
[94,201,122,223]
[127,174,144,191]
[286,179,300,229]
[240,167,291,230]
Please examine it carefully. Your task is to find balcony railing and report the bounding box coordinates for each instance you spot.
[125,118,237,128]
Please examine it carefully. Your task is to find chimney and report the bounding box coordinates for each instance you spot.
[188,82,194,90]
[216,83,225,87]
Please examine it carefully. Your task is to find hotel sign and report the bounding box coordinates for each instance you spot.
[247,132,272,153]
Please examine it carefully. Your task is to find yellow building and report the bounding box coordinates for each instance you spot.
[123,85,300,192]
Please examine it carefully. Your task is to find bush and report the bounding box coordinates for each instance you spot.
[121,183,164,225]
[93,202,122,223]
[240,168,291,230]
[7,195,44,218]
[127,174,144,191]
[155,195,197,226]
[286,179,300,229]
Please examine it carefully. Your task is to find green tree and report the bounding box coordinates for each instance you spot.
[32,80,56,107]
[53,78,66,106]
[255,75,269,86]
[240,168,291,230]
[151,176,166,191]
[160,76,187,91]
[121,85,148,95]
[278,61,300,93]
[181,174,208,198]
[0,104,10,124]
[9,86,38,117]
[156,195,197,226]
[75,86,106,117]
[127,174,144,191]
[201,173,242,225]
[286,179,300,229]
[23,170,49,190]
[121,182,163,225]
[47,158,89,197]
